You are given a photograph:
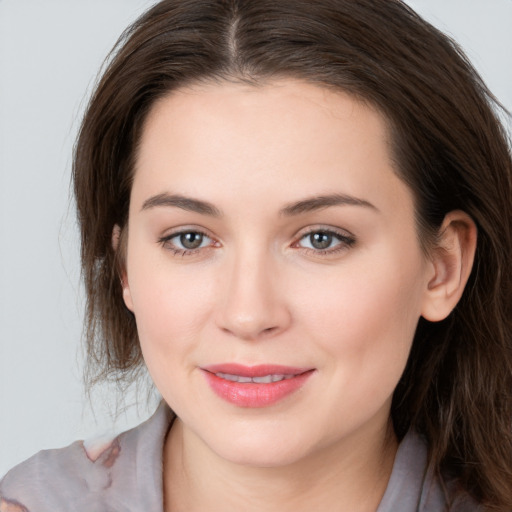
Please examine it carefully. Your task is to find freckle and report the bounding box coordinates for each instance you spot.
[0,497,30,512]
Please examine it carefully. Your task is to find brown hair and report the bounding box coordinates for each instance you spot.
[73,0,512,508]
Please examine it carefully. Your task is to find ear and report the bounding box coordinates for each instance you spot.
[421,211,477,322]
[112,224,134,312]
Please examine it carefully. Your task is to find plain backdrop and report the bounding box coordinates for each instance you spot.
[1,0,511,476]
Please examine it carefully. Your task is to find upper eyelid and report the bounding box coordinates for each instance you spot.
[160,226,215,240]
[295,225,355,240]
[166,231,212,242]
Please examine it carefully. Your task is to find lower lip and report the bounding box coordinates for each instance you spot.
[202,370,314,408]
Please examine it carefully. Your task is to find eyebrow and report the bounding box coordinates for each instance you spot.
[141,193,222,217]
[280,193,378,216]
[141,192,377,217]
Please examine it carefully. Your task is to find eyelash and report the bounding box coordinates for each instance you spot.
[158,229,215,257]
[158,227,356,258]
[293,228,356,256]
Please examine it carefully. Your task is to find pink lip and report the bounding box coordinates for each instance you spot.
[201,364,314,408]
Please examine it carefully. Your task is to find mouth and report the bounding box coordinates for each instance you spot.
[214,372,297,383]
[201,364,315,408]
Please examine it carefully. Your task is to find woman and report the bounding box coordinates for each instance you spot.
[1,0,511,510]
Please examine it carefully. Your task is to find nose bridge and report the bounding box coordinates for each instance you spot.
[216,241,290,340]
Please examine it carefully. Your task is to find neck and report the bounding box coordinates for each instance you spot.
[163,416,398,512]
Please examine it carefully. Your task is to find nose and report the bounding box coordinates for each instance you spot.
[215,248,292,341]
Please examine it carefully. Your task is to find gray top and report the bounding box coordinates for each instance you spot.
[0,402,480,511]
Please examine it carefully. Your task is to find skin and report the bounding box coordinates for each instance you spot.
[120,80,476,511]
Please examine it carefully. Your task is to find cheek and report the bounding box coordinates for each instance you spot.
[127,267,218,408]
[125,248,218,372]
[297,251,425,384]
[134,282,212,343]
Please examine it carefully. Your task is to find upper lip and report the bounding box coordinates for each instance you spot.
[202,363,312,377]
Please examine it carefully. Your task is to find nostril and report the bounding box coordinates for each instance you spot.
[220,323,281,341]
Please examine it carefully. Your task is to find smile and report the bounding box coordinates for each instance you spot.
[214,373,296,383]
[201,364,314,408]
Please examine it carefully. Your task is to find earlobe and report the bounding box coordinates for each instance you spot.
[112,224,134,312]
[122,278,134,312]
[421,211,477,322]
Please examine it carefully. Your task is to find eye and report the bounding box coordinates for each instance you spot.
[295,229,355,253]
[175,231,209,250]
[159,229,215,254]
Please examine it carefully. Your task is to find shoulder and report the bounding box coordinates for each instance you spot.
[378,431,483,512]
[0,402,173,512]
[0,438,114,511]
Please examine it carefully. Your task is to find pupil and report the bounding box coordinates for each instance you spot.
[180,232,203,249]
[311,232,332,250]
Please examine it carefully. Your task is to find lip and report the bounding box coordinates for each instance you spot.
[201,364,315,408]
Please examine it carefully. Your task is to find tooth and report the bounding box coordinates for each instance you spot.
[215,372,297,384]
[216,373,238,382]
[253,375,273,383]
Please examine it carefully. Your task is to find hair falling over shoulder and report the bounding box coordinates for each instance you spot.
[72,1,512,508]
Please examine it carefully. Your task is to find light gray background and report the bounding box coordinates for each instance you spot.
[1,0,511,476]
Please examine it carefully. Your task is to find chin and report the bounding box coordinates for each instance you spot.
[217,443,308,468]
[201,421,314,468]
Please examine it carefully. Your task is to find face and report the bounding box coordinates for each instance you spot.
[122,80,434,467]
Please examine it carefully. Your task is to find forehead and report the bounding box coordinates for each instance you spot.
[132,79,411,218]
